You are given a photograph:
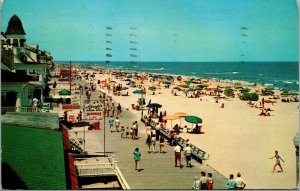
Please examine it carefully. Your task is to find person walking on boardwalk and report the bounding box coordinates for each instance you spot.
[269,150,285,173]
[207,173,214,190]
[183,143,192,167]
[174,142,183,168]
[227,174,237,190]
[151,133,156,153]
[159,135,165,153]
[117,103,122,117]
[235,172,246,189]
[120,125,125,139]
[111,102,115,116]
[106,104,111,117]
[200,171,208,189]
[115,117,120,132]
[108,116,114,132]
[155,122,161,141]
[134,121,139,138]
[145,135,152,153]
[192,176,200,189]
[133,148,141,172]
[125,127,130,138]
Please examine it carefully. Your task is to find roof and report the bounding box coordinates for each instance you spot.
[1,112,60,130]
[1,48,14,70]
[2,125,67,189]
[6,14,26,35]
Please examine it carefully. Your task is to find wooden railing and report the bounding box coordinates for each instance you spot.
[1,107,38,113]
[74,156,130,189]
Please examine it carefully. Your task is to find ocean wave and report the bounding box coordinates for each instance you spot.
[146,68,165,71]
[203,72,240,75]
[133,66,138,68]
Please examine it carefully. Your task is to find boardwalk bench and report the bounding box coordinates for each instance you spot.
[141,114,148,124]
[159,128,209,164]
[150,121,158,129]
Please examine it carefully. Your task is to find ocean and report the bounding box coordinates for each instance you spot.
[60,61,299,91]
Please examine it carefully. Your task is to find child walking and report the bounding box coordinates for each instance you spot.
[269,150,285,173]
[120,125,125,139]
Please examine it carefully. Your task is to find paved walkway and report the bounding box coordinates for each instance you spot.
[75,79,228,189]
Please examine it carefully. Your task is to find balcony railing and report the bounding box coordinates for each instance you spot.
[1,107,38,113]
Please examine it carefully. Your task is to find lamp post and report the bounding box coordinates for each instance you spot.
[103,109,106,156]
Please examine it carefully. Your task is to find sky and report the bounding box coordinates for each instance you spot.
[1,0,299,62]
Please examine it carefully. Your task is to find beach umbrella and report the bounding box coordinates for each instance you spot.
[224,89,234,98]
[250,92,259,101]
[185,81,191,85]
[148,86,157,91]
[185,115,202,124]
[133,89,144,94]
[121,87,129,90]
[242,92,251,100]
[177,76,182,81]
[130,80,136,85]
[163,115,179,129]
[59,89,71,95]
[146,103,162,108]
[163,81,172,84]
[174,112,189,127]
[215,88,223,93]
[241,88,250,93]
[166,76,174,80]
[125,78,131,81]
[173,87,181,90]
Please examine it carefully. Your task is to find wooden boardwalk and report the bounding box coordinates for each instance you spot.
[76,80,228,189]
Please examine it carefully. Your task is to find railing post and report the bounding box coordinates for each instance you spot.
[111,155,115,168]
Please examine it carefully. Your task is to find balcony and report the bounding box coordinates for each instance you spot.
[1,107,38,113]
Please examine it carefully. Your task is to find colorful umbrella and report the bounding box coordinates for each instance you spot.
[146,103,162,108]
[133,89,144,94]
[185,115,202,124]
[163,115,179,129]
[148,86,157,91]
[174,112,189,127]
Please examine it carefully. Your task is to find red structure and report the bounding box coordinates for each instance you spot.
[61,125,79,189]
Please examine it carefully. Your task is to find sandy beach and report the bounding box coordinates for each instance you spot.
[87,69,299,189]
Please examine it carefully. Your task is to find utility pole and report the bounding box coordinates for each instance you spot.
[69,60,72,95]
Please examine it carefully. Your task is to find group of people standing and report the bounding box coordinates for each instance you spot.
[193,171,214,189]
[227,173,246,190]
[145,123,166,153]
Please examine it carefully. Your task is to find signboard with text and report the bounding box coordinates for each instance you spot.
[85,111,102,122]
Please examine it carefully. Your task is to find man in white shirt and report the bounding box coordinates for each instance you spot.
[32,97,39,110]
[184,143,192,167]
[174,143,183,168]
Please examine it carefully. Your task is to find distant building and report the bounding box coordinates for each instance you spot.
[1,14,54,112]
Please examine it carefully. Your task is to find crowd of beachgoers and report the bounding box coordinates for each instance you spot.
[58,63,298,189]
